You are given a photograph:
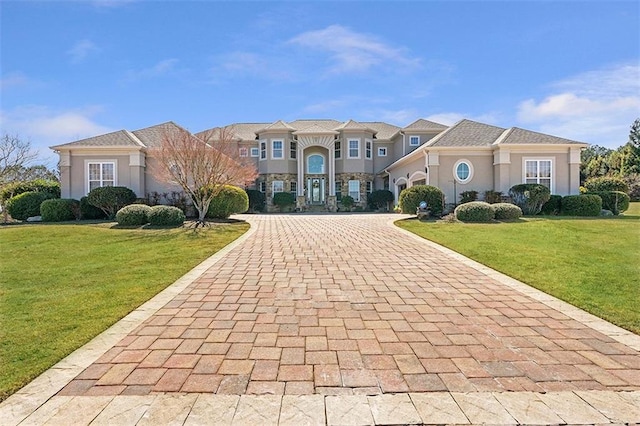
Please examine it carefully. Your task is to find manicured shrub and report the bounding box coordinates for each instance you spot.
[623,173,640,201]
[540,195,562,215]
[87,186,137,219]
[148,205,185,226]
[585,191,630,215]
[273,192,296,212]
[483,190,502,204]
[40,198,80,222]
[340,195,355,210]
[0,179,60,203]
[246,189,266,212]
[584,176,628,193]
[6,191,57,220]
[206,185,249,219]
[491,203,522,220]
[80,196,107,220]
[367,189,394,210]
[508,184,551,215]
[399,185,445,216]
[454,201,495,222]
[561,195,602,217]
[115,204,152,226]
[460,190,478,204]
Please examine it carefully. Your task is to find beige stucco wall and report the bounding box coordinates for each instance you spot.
[437,152,494,203]
[63,153,137,200]
[508,151,572,195]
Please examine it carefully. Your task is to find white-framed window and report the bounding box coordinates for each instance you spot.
[409,136,420,146]
[88,161,116,192]
[365,139,372,159]
[335,181,342,201]
[348,139,360,158]
[250,147,259,157]
[259,181,266,192]
[524,159,552,189]
[260,141,267,160]
[348,180,360,201]
[290,141,297,159]
[290,181,297,196]
[307,154,325,174]
[378,147,387,157]
[272,140,283,159]
[366,181,373,193]
[239,147,248,157]
[272,180,284,194]
[453,159,473,184]
[335,140,341,159]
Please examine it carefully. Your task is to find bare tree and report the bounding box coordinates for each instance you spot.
[151,125,257,225]
[1,134,38,185]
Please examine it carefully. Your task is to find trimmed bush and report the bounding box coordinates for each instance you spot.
[148,205,185,226]
[40,198,80,222]
[540,194,562,215]
[87,186,137,219]
[116,204,152,226]
[483,190,502,204]
[340,195,355,210]
[206,185,249,219]
[454,201,495,222]
[80,196,107,220]
[561,195,602,217]
[491,203,522,220]
[367,189,394,210]
[0,179,60,203]
[460,190,478,204]
[585,191,629,215]
[399,185,445,216]
[273,192,296,212]
[508,184,551,215]
[584,176,628,193]
[623,173,640,201]
[6,191,57,220]
[246,189,266,212]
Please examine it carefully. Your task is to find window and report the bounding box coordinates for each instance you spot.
[307,154,325,174]
[366,181,373,193]
[335,181,342,201]
[250,147,259,157]
[525,159,552,189]
[290,141,297,159]
[409,136,420,146]
[88,162,115,191]
[365,140,372,159]
[348,139,360,158]
[272,140,283,159]
[378,147,387,157]
[239,147,248,157]
[260,141,266,160]
[453,160,473,183]
[413,179,426,186]
[259,181,266,192]
[348,180,360,201]
[290,181,297,196]
[272,180,284,194]
[335,140,341,159]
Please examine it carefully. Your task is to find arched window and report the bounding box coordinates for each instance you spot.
[453,159,473,183]
[307,154,325,174]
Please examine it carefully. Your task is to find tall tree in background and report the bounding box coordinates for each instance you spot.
[151,125,257,225]
[0,134,38,186]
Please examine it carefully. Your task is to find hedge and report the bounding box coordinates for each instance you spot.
[584,176,628,193]
[561,195,602,216]
[540,194,562,215]
[399,185,445,216]
[460,190,478,204]
[80,196,108,220]
[6,191,57,221]
[87,186,137,219]
[483,190,502,204]
[454,201,495,222]
[40,198,80,222]
[585,191,629,215]
[508,184,550,215]
[367,189,394,210]
[491,203,522,220]
[245,189,266,212]
[116,204,152,226]
[148,205,185,226]
[273,192,296,211]
[206,185,249,219]
[0,179,60,203]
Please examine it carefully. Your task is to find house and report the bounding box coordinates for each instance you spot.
[51,118,587,212]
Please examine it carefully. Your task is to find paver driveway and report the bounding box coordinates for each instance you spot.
[2,213,639,425]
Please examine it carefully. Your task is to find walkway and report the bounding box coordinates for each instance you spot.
[1,214,639,425]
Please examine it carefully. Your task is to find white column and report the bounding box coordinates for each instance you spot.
[297,145,304,196]
[329,143,335,196]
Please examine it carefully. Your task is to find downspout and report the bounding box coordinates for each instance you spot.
[400,131,406,156]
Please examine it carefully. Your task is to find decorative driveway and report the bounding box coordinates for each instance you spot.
[2,213,639,425]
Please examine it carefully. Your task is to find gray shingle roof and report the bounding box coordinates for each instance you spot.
[334,119,376,134]
[131,122,186,148]
[403,119,448,132]
[51,129,143,148]
[359,122,402,140]
[497,127,586,145]
[426,119,506,147]
[287,119,343,131]
[293,124,339,135]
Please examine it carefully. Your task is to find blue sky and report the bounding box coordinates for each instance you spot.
[1,1,639,167]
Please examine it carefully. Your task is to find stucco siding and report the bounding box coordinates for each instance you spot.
[436,153,494,203]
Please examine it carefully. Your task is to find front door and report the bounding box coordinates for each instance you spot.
[308,177,325,204]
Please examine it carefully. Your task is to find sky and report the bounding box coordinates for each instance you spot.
[1,0,639,168]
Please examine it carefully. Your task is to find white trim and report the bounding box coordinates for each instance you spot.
[259,140,267,160]
[453,159,473,184]
[523,157,555,193]
[365,139,373,159]
[250,147,259,157]
[409,171,428,186]
[290,141,297,160]
[348,179,360,201]
[272,180,284,194]
[347,139,360,159]
[239,147,248,157]
[409,135,420,146]
[85,160,117,195]
[271,139,284,160]
[306,153,326,174]
[378,147,387,157]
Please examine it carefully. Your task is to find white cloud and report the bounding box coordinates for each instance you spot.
[0,72,31,90]
[211,52,291,81]
[517,64,640,147]
[122,58,179,82]
[67,39,99,63]
[288,24,420,75]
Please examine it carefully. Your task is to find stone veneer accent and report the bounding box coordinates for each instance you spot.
[259,173,297,212]
[335,172,375,206]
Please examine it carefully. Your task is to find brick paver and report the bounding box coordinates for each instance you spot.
[57,214,639,397]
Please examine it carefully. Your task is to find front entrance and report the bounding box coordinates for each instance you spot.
[307,177,325,204]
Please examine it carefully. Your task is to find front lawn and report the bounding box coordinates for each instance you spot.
[397,202,640,334]
[0,221,249,402]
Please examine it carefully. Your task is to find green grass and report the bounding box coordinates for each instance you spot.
[0,221,249,402]
[397,202,640,334]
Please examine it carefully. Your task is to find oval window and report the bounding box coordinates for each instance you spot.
[453,160,473,183]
